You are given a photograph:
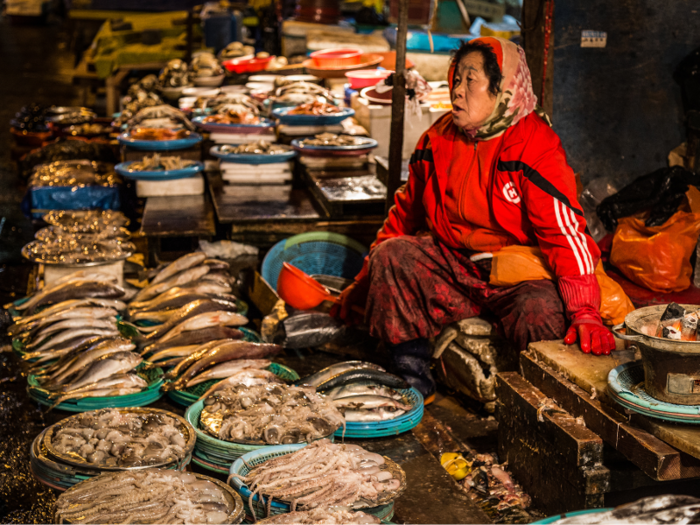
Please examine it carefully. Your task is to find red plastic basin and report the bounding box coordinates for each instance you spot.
[310,48,362,68]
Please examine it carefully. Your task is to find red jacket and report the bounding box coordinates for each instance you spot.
[356,112,600,283]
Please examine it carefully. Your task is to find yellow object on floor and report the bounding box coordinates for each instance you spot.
[440,452,471,481]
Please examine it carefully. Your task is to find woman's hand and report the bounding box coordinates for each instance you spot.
[330,280,369,325]
[564,313,616,355]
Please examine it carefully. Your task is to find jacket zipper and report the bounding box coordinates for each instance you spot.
[457,141,478,222]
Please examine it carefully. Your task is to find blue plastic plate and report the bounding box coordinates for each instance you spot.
[291,136,378,152]
[608,360,700,423]
[115,161,204,181]
[192,115,274,133]
[209,145,297,165]
[532,509,614,524]
[118,132,202,151]
[271,106,354,126]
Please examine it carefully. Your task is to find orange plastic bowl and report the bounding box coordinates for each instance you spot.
[222,56,274,75]
[276,262,332,310]
[310,48,362,68]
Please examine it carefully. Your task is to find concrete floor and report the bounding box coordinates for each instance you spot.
[0,15,525,525]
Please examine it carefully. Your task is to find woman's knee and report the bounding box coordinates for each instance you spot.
[369,236,416,268]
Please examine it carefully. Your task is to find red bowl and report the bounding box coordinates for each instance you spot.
[310,48,362,68]
[222,56,275,75]
[345,69,393,90]
[276,262,331,310]
[11,127,53,147]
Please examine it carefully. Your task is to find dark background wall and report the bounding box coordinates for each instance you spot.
[552,1,700,187]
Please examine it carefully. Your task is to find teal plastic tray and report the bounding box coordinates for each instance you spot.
[168,362,300,407]
[27,364,164,412]
[608,361,700,424]
[230,444,395,521]
[333,387,424,439]
[532,508,614,524]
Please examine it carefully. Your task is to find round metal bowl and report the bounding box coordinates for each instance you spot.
[43,407,196,470]
[613,304,700,405]
[55,470,244,524]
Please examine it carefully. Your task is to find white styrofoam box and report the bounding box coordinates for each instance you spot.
[221,173,292,184]
[277,124,344,137]
[351,95,450,159]
[210,133,277,144]
[44,260,125,287]
[136,174,204,197]
[220,161,293,175]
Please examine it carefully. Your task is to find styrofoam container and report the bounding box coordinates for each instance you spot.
[182,87,220,97]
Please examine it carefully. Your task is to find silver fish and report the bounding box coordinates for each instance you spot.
[146,345,201,363]
[49,387,143,409]
[23,335,106,365]
[128,286,232,312]
[132,265,210,303]
[44,337,136,386]
[15,280,125,313]
[52,373,147,396]
[8,307,117,337]
[157,311,247,343]
[32,317,117,341]
[186,359,272,387]
[322,383,404,401]
[295,361,386,388]
[150,252,207,285]
[331,395,411,411]
[27,328,120,353]
[342,408,408,422]
[135,300,231,343]
[197,369,283,400]
[60,351,142,392]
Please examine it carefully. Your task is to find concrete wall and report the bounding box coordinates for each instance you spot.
[552,1,700,187]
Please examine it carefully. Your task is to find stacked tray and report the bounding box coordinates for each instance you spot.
[27,364,164,412]
[229,444,401,522]
[169,362,299,407]
[30,408,195,490]
[334,387,424,439]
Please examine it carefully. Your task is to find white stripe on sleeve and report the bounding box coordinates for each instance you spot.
[554,197,585,275]
[566,206,594,273]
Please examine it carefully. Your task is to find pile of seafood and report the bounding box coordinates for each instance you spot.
[218,141,291,155]
[298,361,411,422]
[43,209,129,236]
[202,95,261,125]
[191,52,224,79]
[55,469,241,524]
[49,106,96,126]
[126,105,195,133]
[299,133,363,147]
[288,101,342,116]
[219,41,255,60]
[231,439,404,513]
[201,383,344,444]
[204,108,261,125]
[269,82,334,108]
[28,160,119,188]
[259,507,380,524]
[12,103,50,132]
[129,127,191,141]
[159,58,191,89]
[159,339,282,395]
[64,122,113,137]
[128,154,196,172]
[47,408,192,467]
[114,75,162,127]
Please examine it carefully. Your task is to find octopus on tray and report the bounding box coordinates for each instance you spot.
[129,154,195,172]
[49,408,189,467]
[288,100,342,116]
[55,469,233,524]
[200,383,345,445]
[129,127,190,141]
[230,439,403,515]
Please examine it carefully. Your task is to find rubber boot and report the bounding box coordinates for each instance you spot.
[389,338,436,402]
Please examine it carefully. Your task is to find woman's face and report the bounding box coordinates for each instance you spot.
[451,52,498,131]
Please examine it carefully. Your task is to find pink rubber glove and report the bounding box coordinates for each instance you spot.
[559,274,616,356]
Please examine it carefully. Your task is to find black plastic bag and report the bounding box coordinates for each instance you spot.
[596,166,700,231]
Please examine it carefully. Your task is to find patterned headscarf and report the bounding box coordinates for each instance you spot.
[448,36,550,140]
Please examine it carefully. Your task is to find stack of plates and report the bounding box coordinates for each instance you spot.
[193,116,276,145]
[27,364,164,412]
[115,161,204,181]
[229,444,402,522]
[210,145,297,185]
[30,408,195,490]
[608,361,700,423]
[335,387,424,439]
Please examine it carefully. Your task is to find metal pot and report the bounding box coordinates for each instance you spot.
[613,304,700,405]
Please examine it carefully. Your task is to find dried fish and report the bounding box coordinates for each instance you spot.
[219,141,291,155]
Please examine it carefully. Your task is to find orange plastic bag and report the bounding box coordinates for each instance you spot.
[490,245,634,326]
[610,211,700,293]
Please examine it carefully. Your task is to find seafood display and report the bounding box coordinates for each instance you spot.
[219,41,255,60]
[127,154,196,172]
[269,82,335,108]
[12,103,50,132]
[29,160,119,188]
[43,209,129,234]
[47,408,193,467]
[288,101,342,115]
[159,58,191,88]
[204,107,261,125]
[551,495,700,524]
[35,224,129,243]
[64,122,113,136]
[129,127,191,141]
[259,507,380,524]
[218,141,291,155]
[191,52,224,79]
[55,469,243,524]
[202,384,343,444]
[22,235,134,265]
[114,75,162,127]
[299,133,363,147]
[126,105,195,132]
[297,361,411,422]
[231,439,404,512]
